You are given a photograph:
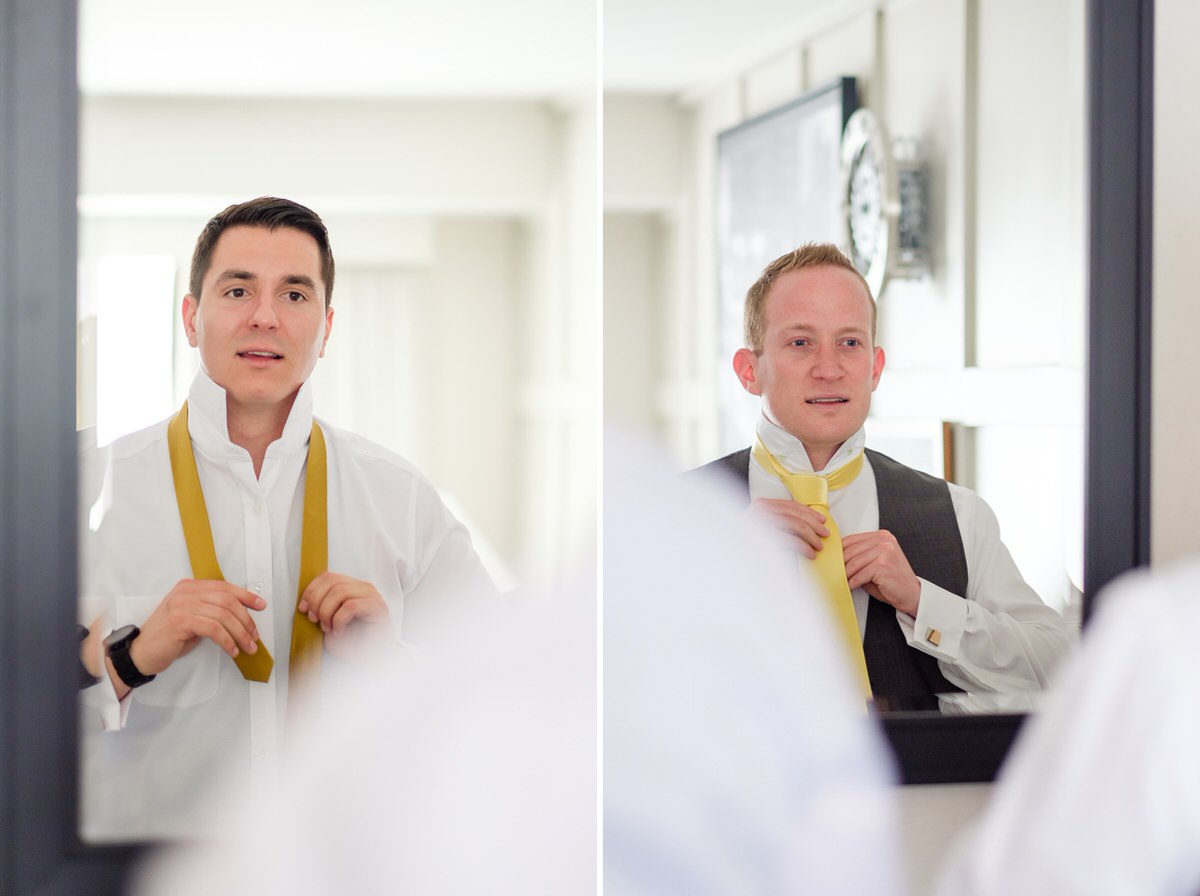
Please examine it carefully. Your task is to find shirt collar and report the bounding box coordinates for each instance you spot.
[755,416,866,475]
[186,369,314,460]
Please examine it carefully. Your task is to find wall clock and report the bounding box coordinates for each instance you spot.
[840,107,930,298]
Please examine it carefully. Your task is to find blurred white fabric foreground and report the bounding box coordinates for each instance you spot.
[134,582,596,895]
[604,430,903,895]
[936,559,1200,896]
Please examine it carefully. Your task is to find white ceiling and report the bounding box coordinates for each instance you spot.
[79,0,855,100]
[78,0,597,100]
[604,0,849,94]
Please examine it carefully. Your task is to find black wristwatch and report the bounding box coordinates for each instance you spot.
[103,624,157,689]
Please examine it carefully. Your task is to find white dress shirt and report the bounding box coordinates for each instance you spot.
[749,418,1073,695]
[936,559,1200,896]
[79,370,497,842]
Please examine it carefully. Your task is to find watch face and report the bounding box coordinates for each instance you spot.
[103,623,138,651]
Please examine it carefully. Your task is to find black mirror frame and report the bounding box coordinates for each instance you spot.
[2,2,142,893]
[0,0,1154,889]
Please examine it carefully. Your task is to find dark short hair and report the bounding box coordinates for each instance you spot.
[188,197,335,307]
[743,242,875,352]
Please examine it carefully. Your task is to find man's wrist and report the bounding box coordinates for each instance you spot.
[77,624,102,688]
[127,637,156,677]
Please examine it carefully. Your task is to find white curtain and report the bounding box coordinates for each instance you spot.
[311,267,433,472]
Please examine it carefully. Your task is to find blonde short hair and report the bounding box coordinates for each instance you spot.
[743,243,876,352]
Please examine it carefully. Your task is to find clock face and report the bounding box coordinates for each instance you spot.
[848,141,883,272]
[840,108,891,299]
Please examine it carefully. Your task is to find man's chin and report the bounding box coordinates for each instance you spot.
[224,384,303,415]
[783,418,859,443]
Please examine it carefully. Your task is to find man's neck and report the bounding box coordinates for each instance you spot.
[804,444,839,473]
[226,395,296,477]
[759,415,845,473]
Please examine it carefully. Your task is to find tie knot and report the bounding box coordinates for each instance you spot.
[780,471,828,507]
[752,438,864,507]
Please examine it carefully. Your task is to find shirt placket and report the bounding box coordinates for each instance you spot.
[240,469,278,781]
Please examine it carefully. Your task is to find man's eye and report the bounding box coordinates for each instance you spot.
[844,338,862,347]
[790,339,810,347]
[227,287,247,298]
[285,291,306,303]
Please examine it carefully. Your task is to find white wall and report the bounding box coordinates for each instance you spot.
[78,95,596,587]
[80,97,556,213]
[603,213,664,432]
[1152,0,1200,567]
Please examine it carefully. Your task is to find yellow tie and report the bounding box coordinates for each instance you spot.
[753,438,872,698]
[167,402,327,685]
[289,420,327,696]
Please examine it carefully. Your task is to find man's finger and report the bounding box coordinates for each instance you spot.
[750,500,829,551]
[186,578,267,610]
[187,615,243,660]
[329,598,368,634]
[297,571,341,617]
[195,592,265,647]
[189,603,261,654]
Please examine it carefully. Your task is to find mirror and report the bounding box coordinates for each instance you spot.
[603,0,1151,778]
[605,0,1084,721]
[72,0,595,846]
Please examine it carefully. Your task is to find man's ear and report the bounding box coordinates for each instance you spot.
[319,305,334,358]
[870,345,885,391]
[181,294,199,347]
[732,348,762,396]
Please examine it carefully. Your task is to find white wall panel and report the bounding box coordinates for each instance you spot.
[81,97,556,213]
[1152,0,1200,565]
[975,0,1085,369]
[743,46,805,118]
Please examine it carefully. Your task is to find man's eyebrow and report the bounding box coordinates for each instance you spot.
[778,323,869,336]
[283,274,318,290]
[215,269,256,282]
[213,271,318,291]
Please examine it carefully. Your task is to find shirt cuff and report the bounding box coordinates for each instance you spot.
[898,579,969,658]
[83,669,132,731]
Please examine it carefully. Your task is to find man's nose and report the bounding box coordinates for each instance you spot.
[248,294,279,328]
[810,344,842,378]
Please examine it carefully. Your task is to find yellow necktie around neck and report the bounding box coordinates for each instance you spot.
[753,438,873,698]
[167,402,327,686]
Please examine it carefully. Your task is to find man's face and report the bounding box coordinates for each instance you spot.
[182,225,333,417]
[733,265,884,469]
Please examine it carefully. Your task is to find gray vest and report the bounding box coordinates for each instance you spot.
[693,447,967,710]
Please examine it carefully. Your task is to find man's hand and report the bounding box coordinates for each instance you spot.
[841,530,921,616]
[747,497,830,559]
[297,572,393,659]
[109,580,266,698]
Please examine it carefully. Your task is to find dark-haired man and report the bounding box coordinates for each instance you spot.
[80,197,497,839]
[697,243,1071,709]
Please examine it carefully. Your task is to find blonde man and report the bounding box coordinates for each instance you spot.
[696,243,1070,708]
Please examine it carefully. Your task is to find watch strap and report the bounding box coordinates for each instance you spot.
[107,630,156,689]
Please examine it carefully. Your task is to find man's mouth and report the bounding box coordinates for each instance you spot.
[239,350,283,359]
[806,397,848,404]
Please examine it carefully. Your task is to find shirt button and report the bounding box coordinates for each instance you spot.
[254,581,264,593]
